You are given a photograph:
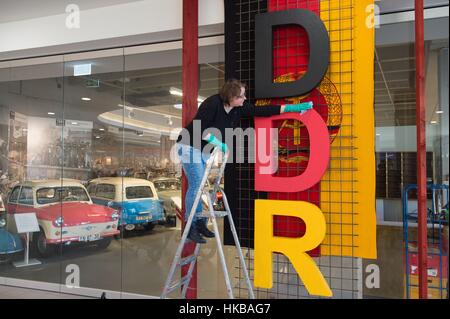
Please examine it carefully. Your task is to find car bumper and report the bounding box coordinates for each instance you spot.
[43,221,120,244]
[121,213,165,225]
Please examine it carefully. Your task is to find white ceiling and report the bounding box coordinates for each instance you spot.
[1,0,448,24]
[0,0,140,23]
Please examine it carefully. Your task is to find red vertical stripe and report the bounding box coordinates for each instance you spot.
[415,0,428,299]
[182,0,198,299]
[267,0,322,256]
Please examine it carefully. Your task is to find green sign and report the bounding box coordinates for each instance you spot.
[86,79,100,88]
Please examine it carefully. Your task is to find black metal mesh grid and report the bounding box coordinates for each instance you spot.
[224,0,360,299]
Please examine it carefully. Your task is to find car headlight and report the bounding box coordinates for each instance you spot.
[111,211,119,221]
[0,218,6,228]
[54,216,64,227]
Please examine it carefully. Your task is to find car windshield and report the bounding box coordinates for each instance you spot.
[36,187,90,204]
[153,180,181,192]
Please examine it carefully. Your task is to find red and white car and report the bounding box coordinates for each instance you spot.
[7,179,120,257]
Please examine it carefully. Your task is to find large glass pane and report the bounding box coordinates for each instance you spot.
[120,44,225,297]
[60,52,124,295]
[365,24,449,298]
[0,60,64,286]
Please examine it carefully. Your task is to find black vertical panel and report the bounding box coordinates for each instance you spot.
[224,0,237,80]
[224,0,268,247]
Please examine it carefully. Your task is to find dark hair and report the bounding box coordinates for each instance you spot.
[219,79,246,105]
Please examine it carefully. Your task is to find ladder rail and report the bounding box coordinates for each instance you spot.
[180,243,201,298]
[221,190,255,299]
[205,192,234,298]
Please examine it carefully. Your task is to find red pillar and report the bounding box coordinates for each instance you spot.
[415,0,428,299]
[182,0,198,299]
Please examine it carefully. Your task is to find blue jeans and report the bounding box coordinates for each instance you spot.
[176,143,210,222]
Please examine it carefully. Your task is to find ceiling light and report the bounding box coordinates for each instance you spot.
[71,122,78,125]
[81,97,91,101]
[47,112,55,115]
[170,87,205,102]
[436,110,444,114]
[128,108,135,118]
[99,128,105,131]
[95,136,101,139]
[169,87,183,97]
[430,120,438,124]
[173,104,182,109]
[376,133,381,136]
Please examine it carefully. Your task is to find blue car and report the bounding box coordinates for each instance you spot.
[1,195,23,264]
[87,177,164,232]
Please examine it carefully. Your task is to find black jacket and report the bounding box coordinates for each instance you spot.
[176,94,281,153]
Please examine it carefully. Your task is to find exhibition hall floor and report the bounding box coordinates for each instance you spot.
[0,222,230,299]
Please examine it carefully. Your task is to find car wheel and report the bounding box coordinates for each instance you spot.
[34,230,55,258]
[144,223,155,231]
[95,237,112,250]
[166,215,176,227]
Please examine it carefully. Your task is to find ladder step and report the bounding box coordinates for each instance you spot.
[167,275,191,295]
[179,254,198,267]
[200,211,229,218]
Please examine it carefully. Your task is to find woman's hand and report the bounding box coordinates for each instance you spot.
[204,134,228,153]
[281,101,313,114]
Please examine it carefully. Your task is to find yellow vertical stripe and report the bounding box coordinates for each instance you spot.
[320,0,377,259]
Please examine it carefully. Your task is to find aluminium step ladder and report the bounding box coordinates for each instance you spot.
[161,147,255,299]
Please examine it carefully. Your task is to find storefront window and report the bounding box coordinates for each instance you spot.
[365,18,449,298]
[0,40,225,298]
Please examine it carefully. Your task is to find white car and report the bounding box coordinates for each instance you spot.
[6,179,120,257]
[87,177,165,232]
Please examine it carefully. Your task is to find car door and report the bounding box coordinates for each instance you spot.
[15,187,34,214]
[6,186,21,231]
[91,183,116,207]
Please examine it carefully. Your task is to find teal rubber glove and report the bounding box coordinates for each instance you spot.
[283,101,313,114]
[204,134,229,153]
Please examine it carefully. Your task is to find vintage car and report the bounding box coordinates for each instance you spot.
[6,179,120,257]
[87,177,164,232]
[1,193,24,264]
[152,177,181,227]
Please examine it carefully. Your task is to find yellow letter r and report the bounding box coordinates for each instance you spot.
[254,199,332,297]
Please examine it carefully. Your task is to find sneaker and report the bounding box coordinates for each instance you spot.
[196,219,215,238]
[187,223,206,244]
